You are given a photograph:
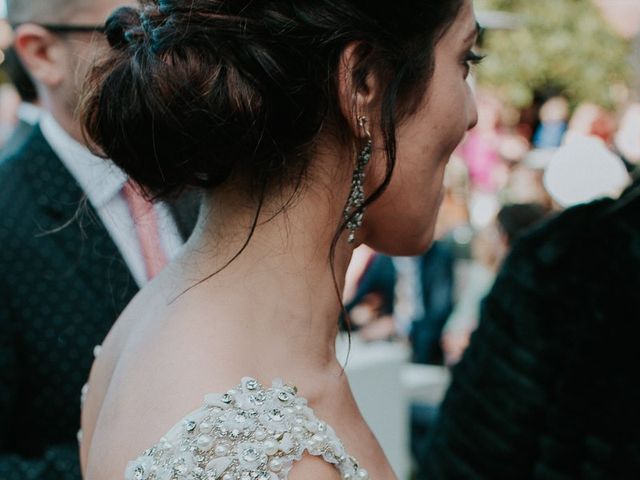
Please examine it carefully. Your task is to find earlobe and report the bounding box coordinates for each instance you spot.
[13,25,65,88]
[336,42,380,139]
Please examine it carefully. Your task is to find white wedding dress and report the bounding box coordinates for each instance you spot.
[122,377,370,480]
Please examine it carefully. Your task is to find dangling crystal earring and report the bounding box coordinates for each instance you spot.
[344,116,372,244]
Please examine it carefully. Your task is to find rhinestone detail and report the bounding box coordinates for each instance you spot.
[124,378,368,480]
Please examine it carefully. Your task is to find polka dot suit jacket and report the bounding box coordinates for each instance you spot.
[0,127,196,479]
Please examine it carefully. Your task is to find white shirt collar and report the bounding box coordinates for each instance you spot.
[40,113,127,208]
[17,102,41,126]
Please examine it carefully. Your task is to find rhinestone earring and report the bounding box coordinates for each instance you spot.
[343,116,372,244]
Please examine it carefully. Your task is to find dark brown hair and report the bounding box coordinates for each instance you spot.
[82,0,464,209]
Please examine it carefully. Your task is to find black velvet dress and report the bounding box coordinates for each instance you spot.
[423,177,640,479]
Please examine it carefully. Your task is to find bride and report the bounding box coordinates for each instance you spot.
[79,0,479,478]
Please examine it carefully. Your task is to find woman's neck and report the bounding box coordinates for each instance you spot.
[167,178,353,380]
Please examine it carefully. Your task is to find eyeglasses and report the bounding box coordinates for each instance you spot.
[11,23,105,35]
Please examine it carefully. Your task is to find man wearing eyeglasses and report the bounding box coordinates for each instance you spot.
[0,2,197,479]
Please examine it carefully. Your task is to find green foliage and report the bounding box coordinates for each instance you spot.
[476,0,631,108]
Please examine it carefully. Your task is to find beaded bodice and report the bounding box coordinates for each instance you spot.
[124,377,369,480]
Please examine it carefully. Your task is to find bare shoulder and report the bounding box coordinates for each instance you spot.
[288,454,342,480]
[80,304,141,474]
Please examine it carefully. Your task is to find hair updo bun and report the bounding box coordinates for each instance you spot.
[82,0,464,200]
[104,6,144,50]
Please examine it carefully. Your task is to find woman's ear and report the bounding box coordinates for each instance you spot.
[337,42,381,139]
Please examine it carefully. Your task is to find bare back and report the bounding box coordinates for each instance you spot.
[80,272,395,480]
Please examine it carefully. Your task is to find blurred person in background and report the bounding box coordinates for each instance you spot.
[532,96,569,149]
[564,102,616,146]
[441,203,548,366]
[0,46,40,160]
[405,239,456,364]
[411,203,548,478]
[422,153,640,479]
[0,1,197,478]
[0,19,20,149]
[504,160,554,209]
[458,92,514,231]
[496,102,532,166]
[343,241,456,353]
[0,81,19,147]
[459,91,503,193]
[613,103,640,175]
[343,245,397,341]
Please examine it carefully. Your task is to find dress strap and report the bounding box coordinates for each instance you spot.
[125,377,369,479]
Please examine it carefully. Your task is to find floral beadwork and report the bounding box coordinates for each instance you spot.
[124,377,369,480]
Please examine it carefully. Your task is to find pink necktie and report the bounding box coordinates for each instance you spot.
[121,180,168,280]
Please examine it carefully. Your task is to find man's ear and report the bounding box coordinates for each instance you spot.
[13,24,66,88]
[337,42,381,140]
